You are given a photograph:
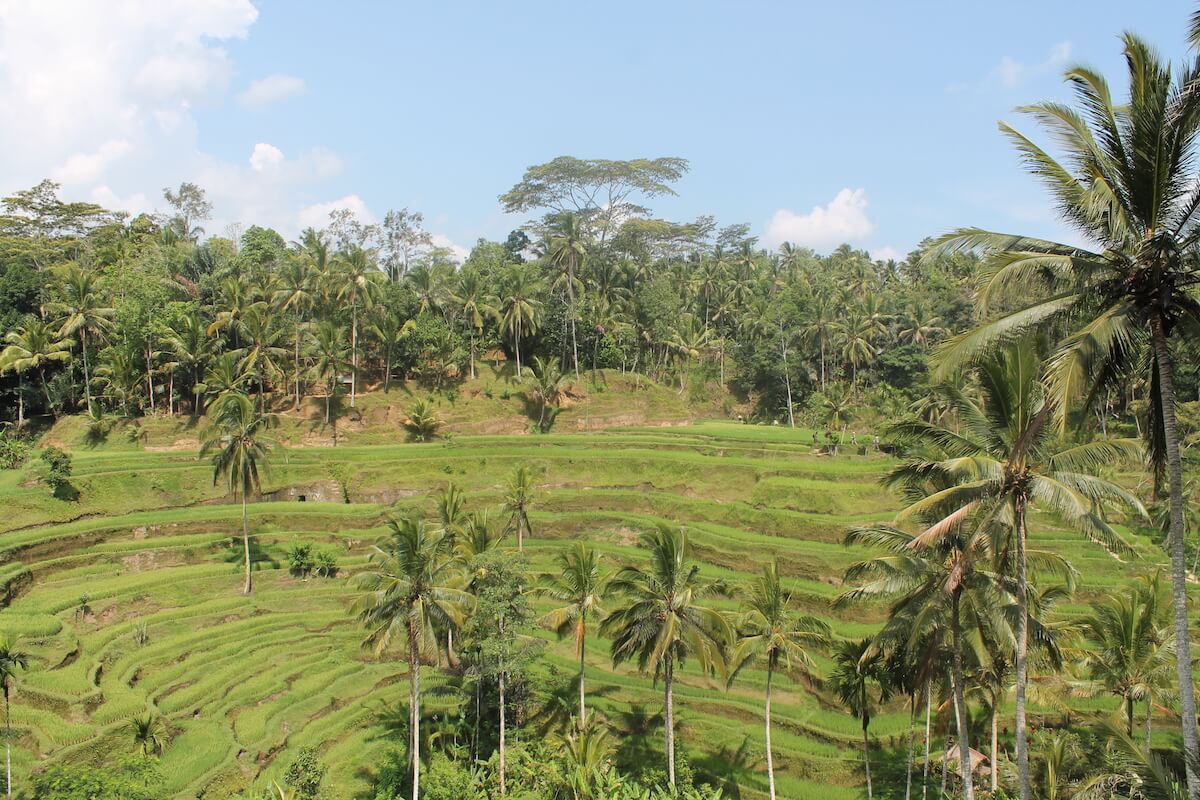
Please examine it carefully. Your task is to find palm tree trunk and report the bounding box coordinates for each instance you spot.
[147,340,155,413]
[294,323,302,410]
[578,632,587,728]
[665,656,676,787]
[1014,495,1031,800]
[991,701,999,794]
[6,688,12,800]
[922,680,932,800]
[1151,317,1200,800]
[15,378,23,430]
[780,327,794,429]
[569,293,580,382]
[242,495,252,595]
[39,368,53,417]
[469,330,476,380]
[863,716,874,800]
[765,660,777,800]
[1147,697,1154,750]
[81,328,93,416]
[350,303,358,407]
[499,666,507,796]
[905,694,916,800]
[951,594,975,800]
[409,627,420,800]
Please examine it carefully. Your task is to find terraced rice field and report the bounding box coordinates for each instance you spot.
[0,414,1165,799]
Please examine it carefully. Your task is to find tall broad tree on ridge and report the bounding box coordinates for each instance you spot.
[928,31,1200,797]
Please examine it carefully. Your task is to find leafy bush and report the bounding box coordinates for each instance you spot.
[32,756,162,800]
[287,543,315,577]
[0,432,29,469]
[403,397,444,442]
[313,547,339,578]
[282,746,326,799]
[40,445,73,497]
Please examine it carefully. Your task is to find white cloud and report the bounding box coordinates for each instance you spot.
[870,245,901,263]
[763,188,876,250]
[52,139,134,183]
[993,41,1071,89]
[430,233,470,263]
[236,73,306,109]
[297,194,376,231]
[249,142,284,172]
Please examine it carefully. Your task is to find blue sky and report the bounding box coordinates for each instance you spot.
[1,1,1194,259]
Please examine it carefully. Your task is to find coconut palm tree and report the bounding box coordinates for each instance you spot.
[545,211,588,380]
[449,269,498,380]
[367,307,416,392]
[501,465,537,551]
[0,639,28,800]
[273,253,317,408]
[727,561,831,800]
[200,393,275,594]
[927,34,1200,794]
[160,309,212,416]
[306,321,351,428]
[1079,573,1174,736]
[46,264,114,416]
[336,245,381,406]
[830,638,888,800]
[499,262,543,378]
[888,338,1147,799]
[130,713,165,757]
[528,355,564,433]
[0,319,73,420]
[235,306,288,412]
[537,543,610,727]
[600,524,730,787]
[353,516,469,800]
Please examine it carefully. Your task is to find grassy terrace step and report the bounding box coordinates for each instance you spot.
[0,411,1177,799]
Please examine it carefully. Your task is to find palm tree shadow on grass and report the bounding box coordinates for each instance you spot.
[691,735,759,799]
[519,394,561,433]
[217,536,279,572]
[305,393,348,444]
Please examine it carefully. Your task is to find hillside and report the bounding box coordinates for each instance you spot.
[0,376,1166,800]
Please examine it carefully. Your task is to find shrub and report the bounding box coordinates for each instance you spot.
[313,547,339,578]
[0,432,29,469]
[403,397,444,442]
[287,543,315,577]
[282,746,326,799]
[32,756,162,800]
[40,445,73,497]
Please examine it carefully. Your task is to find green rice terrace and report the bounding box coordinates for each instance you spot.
[0,375,1166,800]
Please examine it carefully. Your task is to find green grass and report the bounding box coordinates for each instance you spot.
[0,380,1179,799]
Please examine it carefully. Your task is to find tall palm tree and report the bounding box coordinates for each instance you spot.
[336,245,381,406]
[47,264,114,416]
[928,33,1200,794]
[1079,574,1174,736]
[0,639,28,800]
[200,393,275,594]
[727,561,831,800]
[353,516,468,800]
[367,307,415,391]
[545,211,588,380]
[889,339,1147,799]
[499,262,543,378]
[160,310,212,416]
[235,306,288,412]
[537,543,610,727]
[502,465,537,551]
[601,524,730,787]
[830,639,888,800]
[273,253,316,409]
[306,321,352,427]
[449,269,498,380]
[0,319,73,419]
[528,355,564,433]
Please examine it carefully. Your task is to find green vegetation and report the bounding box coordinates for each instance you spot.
[0,5,1199,800]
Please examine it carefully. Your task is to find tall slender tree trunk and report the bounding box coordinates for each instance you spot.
[569,288,580,382]
[469,330,476,380]
[147,339,155,413]
[922,680,932,800]
[294,323,303,410]
[15,378,23,430]
[6,689,12,800]
[1151,317,1200,800]
[905,694,916,800]
[81,329,93,416]
[1147,697,1154,749]
[409,627,420,800]
[1014,495,1031,800]
[350,304,358,407]
[242,495,252,595]
[665,657,676,787]
[991,701,999,794]
[1126,695,1135,737]
[578,630,587,728]
[499,666,507,796]
[951,595,975,800]
[765,661,777,800]
[863,716,874,800]
[780,325,794,428]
